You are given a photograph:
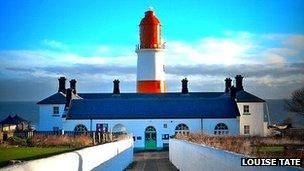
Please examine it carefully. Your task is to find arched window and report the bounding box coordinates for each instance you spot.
[214,123,229,135]
[112,124,127,134]
[74,124,87,134]
[145,126,156,132]
[175,123,189,134]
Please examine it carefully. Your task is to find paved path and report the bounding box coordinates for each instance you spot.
[125,151,179,171]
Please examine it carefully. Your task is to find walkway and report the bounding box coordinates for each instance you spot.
[125,151,179,171]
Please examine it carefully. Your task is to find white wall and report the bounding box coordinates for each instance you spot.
[169,139,300,171]
[64,118,201,149]
[237,102,265,136]
[37,104,65,131]
[137,49,165,81]
[63,118,239,148]
[2,138,134,171]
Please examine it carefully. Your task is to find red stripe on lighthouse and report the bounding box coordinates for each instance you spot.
[137,80,165,93]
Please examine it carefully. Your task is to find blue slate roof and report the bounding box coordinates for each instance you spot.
[78,92,225,99]
[66,97,240,119]
[37,90,265,105]
[236,91,265,102]
[0,114,28,124]
[37,92,66,104]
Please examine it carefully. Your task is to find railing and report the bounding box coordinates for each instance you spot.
[135,43,165,51]
[10,130,128,145]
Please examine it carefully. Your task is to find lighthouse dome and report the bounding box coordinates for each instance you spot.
[140,10,160,25]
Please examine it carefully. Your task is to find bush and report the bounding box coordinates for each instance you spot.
[7,136,27,146]
[27,135,93,148]
[176,133,304,167]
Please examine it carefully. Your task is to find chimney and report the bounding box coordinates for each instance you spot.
[58,77,66,94]
[70,79,77,94]
[225,78,232,93]
[235,75,244,91]
[181,78,189,94]
[230,86,237,100]
[65,88,72,110]
[113,79,120,94]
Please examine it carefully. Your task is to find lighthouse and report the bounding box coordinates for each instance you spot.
[136,9,166,93]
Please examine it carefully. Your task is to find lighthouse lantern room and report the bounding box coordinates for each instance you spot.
[136,9,166,93]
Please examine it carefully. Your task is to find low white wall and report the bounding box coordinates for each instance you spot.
[3,138,134,171]
[169,139,301,171]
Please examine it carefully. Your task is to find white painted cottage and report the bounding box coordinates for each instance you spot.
[37,75,269,150]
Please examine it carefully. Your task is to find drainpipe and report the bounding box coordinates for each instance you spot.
[90,119,92,132]
[201,118,203,133]
[265,102,271,126]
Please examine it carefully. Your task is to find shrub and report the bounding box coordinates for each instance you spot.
[28,135,93,148]
[7,136,27,146]
[176,133,304,167]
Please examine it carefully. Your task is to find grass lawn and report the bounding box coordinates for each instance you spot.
[0,147,76,167]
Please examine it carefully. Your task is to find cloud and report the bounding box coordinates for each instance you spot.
[43,39,69,51]
[0,32,304,100]
[264,52,286,67]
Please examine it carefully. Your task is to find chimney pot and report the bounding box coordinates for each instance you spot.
[113,79,120,94]
[235,75,244,91]
[58,77,66,94]
[181,78,189,94]
[225,78,232,93]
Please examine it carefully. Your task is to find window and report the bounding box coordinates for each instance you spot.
[96,123,109,132]
[53,106,59,115]
[243,105,250,115]
[163,124,167,128]
[74,124,88,134]
[175,123,189,135]
[244,125,250,134]
[214,123,229,135]
[137,136,142,140]
[145,126,156,132]
[162,134,169,140]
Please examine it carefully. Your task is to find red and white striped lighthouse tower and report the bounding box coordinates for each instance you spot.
[136,8,165,93]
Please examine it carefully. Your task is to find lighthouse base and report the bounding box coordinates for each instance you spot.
[137,80,165,93]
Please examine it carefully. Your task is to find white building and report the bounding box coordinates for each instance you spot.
[37,9,269,150]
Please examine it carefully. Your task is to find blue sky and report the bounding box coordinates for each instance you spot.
[0,0,304,101]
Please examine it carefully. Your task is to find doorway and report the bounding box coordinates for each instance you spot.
[145,126,157,150]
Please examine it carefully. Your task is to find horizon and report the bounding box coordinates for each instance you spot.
[0,1,304,101]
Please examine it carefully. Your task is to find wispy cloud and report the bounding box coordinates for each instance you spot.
[0,32,303,101]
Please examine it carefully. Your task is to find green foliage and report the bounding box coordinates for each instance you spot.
[285,86,304,115]
[7,136,27,146]
[0,147,75,167]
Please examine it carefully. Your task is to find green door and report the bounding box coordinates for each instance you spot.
[145,126,157,150]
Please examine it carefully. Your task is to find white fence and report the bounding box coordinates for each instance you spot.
[2,138,134,171]
[169,139,301,171]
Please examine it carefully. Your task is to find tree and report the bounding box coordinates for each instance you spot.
[285,86,304,115]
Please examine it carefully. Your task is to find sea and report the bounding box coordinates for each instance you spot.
[0,99,303,128]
